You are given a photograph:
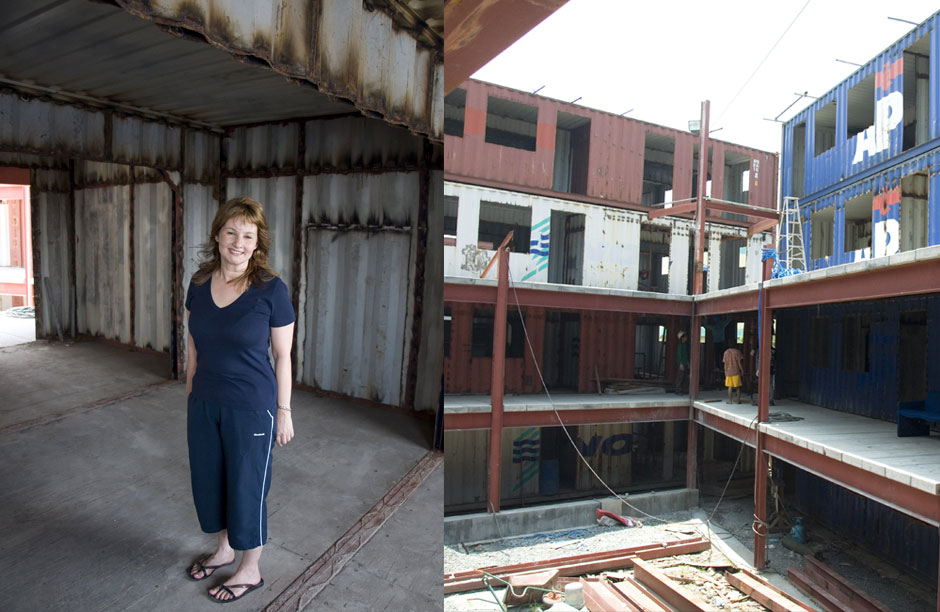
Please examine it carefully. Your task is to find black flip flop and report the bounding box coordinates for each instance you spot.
[187,555,235,581]
[210,579,264,604]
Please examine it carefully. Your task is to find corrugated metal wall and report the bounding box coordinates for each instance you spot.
[443,302,686,394]
[303,227,410,405]
[134,181,172,352]
[445,80,778,211]
[32,169,71,339]
[776,294,940,420]
[75,184,131,344]
[791,463,938,583]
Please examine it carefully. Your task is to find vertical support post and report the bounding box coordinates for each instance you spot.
[129,167,136,348]
[22,187,34,307]
[693,100,710,296]
[687,313,700,490]
[487,243,510,513]
[754,256,773,569]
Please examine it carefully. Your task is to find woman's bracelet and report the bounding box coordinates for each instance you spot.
[278,405,291,412]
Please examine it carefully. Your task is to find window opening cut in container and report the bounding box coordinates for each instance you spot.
[846,74,875,142]
[719,237,746,290]
[553,112,590,195]
[477,200,531,253]
[900,172,928,252]
[639,224,670,293]
[790,121,806,198]
[811,207,835,259]
[547,210,584,286]
[903,35,930,152]
[814,99,837,156]
[842,314,870,373]
[444,195,458,237]
[0,172,33,319]
[444,88,466,138]
[542,311,580,391]
[470,308,525,358]
[844,192,872,254]
[635,318,666,379]
[642,132,674,206]
[723,151,750,206]
[484,96,538,151]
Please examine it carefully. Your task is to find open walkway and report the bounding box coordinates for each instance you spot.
[0,340,441,611]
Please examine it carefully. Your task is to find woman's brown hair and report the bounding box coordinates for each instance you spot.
[191,196,278,287]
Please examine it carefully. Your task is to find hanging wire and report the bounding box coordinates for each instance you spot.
[506,265,763,535]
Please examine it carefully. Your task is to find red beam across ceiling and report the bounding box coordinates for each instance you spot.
[694,289,759,316]
[705,200,779,220]
[768,257,940,309]
[444,0,569,93]
[647,201,697,220]
[749,217,778,237]
[445,405,691,430]
[444,281,692,315]
[762,435,940,526]
[695,408,756,445]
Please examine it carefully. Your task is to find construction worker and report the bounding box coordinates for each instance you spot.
[674,330,690,394]
[723,343,745,404]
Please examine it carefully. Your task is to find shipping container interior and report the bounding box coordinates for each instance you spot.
[0,0,444,413]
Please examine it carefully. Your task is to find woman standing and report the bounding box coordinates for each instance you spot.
[184,196,295,603]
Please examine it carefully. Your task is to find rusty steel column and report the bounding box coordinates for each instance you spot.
[754,256,773,569]
[687,314,700,490]
[487,244,510,513]
[692,101,710,296]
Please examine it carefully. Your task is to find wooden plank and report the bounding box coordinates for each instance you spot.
[787,568,848,612]
[444,538,709,594]
[581,580,637,612]
[632,557,718,612]
[724,570,815,612]
[802,557,893,612]
[610,578,671,612]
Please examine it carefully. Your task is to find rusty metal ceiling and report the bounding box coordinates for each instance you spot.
[0,0,443,134]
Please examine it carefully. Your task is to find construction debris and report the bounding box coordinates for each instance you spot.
[444,533,823,611]
[788,556,892,612]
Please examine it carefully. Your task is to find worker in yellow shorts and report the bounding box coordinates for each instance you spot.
[723,344,745,404]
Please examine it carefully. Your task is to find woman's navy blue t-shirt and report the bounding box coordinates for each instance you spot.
[186,275,295,410]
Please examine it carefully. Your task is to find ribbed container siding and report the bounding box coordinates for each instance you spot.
[302,227,410,406]
[304,116,425,171]
[134,181,172,352]
[33,172,71,339]
[783,11,940,200]
[75,185,131,344]
[791,464,938,583]
[445,80,777,211]
[775,294,940,421]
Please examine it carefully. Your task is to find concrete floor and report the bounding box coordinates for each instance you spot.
[0,340,442,611]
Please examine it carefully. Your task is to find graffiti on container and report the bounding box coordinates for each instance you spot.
[522,216,550,281]
[872,187,901,259]
[512,428,540,491]
[852,58,903,165]
[459,243,491,274]
[576,433,633,457]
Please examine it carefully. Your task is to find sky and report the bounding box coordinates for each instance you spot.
[471,0,940,154]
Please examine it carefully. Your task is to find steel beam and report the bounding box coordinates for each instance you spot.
[487,245,509,513]
[443,404,691,430]
[754,258,773,570]
[695,289,759,316]
[693,101,709,296]
[633,557,712,611]
[762,435,940,526]
[767,257,940,309]
[749,217,779,237]
[444,281,692,315]
[694,407,756,446]
[647,201,697,220]
[444,1,569,93]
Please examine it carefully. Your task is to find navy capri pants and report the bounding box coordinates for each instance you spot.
[187,396,277,550]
